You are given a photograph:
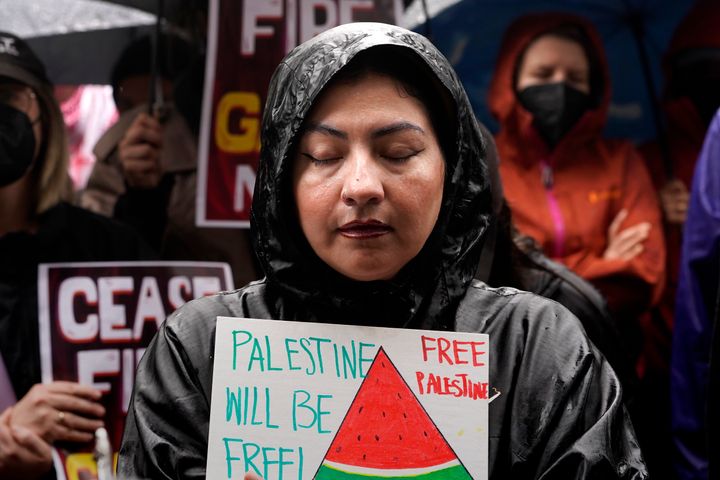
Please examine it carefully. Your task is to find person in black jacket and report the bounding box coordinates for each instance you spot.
[119,23,646,479]
[0,32,152,479]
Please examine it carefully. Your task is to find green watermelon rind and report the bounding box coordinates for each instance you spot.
[315,462,473,479]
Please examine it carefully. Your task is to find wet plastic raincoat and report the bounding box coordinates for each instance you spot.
[488,14,665,317]
[118,23,646,480]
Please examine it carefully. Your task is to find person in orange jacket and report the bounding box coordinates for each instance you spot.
[489,12,665,328]
[488,12,667,477]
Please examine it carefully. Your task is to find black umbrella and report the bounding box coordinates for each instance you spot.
[0,0,157,85]
[105,0,208,114]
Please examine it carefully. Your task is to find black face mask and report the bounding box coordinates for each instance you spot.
[517,83,592,148]
[671,67,720,127]
[0,102,36,187]
[686,79,720,127]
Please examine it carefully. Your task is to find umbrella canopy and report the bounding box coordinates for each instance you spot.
[0,0,156,84]
[103,0,187,15]
[403,0,696,143]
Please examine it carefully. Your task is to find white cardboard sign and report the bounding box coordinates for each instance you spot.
[207,317,489,479]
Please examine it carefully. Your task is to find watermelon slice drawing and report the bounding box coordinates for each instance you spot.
[314,347,474,479]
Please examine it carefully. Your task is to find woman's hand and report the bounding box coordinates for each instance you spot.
[118,112,164,189]
[0,407,52,479]
[659,179,689,225]
[603,209,651,261]
[10,381,105,444]
[244,473,263,480]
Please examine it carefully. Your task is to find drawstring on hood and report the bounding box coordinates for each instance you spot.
[251,23,491,330]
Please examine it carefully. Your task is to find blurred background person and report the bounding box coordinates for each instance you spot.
[487,12,666,476]
[638,4,720,474]
[80,33,259,288]
[489,12,665,358]
[0,32,151,479]
[637,3,720,478]
[671,107,720,480]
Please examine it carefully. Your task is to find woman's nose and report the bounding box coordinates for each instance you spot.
[552,70,568,83]
[340,153,385,207]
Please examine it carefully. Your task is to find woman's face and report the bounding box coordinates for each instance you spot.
[292,72,445,282]
[516,34,591,94]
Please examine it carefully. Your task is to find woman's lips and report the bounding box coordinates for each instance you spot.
[338,220,392,239]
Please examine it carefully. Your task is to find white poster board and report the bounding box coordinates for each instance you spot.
[207,317,489,479]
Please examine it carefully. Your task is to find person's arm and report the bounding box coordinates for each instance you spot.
[81,107,148,218]
[10,381,104,444]
[0,407,52,480]
[112,113,172,252]
[578,146,666,312]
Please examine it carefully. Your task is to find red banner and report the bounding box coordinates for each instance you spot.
[37,261,233,480]
[196,0,402,227]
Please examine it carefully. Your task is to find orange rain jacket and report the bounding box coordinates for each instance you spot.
[489,13,666,314]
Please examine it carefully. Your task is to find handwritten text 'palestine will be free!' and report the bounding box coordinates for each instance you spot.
[207,318,490,480]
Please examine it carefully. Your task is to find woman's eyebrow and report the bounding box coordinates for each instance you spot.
[304,121,425,140]
[305,122,348,139]
[371,122,425,138]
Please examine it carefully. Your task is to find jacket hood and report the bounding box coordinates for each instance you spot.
[664,0,720,66]
[488,13,611,154]
[661,0,720,127]
[251,22,491,330]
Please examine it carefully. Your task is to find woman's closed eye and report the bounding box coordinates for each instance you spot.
[301,152,343,165]
[530,67,554,80]
[382,148,425,162]
[301,148,425,165]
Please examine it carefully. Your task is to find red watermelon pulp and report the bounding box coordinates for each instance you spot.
[314,347,473,479]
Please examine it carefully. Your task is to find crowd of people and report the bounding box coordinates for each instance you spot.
[1,2,719,480]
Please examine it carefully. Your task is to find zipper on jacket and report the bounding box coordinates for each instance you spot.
[541,162,554,189]
[540,160,566,258]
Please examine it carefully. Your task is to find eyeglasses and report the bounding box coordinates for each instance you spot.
[0,82,40,123]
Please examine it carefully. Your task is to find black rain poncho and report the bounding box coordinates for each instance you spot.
[118,22,646,479]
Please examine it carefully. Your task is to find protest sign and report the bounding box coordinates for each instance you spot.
[196,0,403,227]
[207,316,489,479]
[38,261,233,480]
